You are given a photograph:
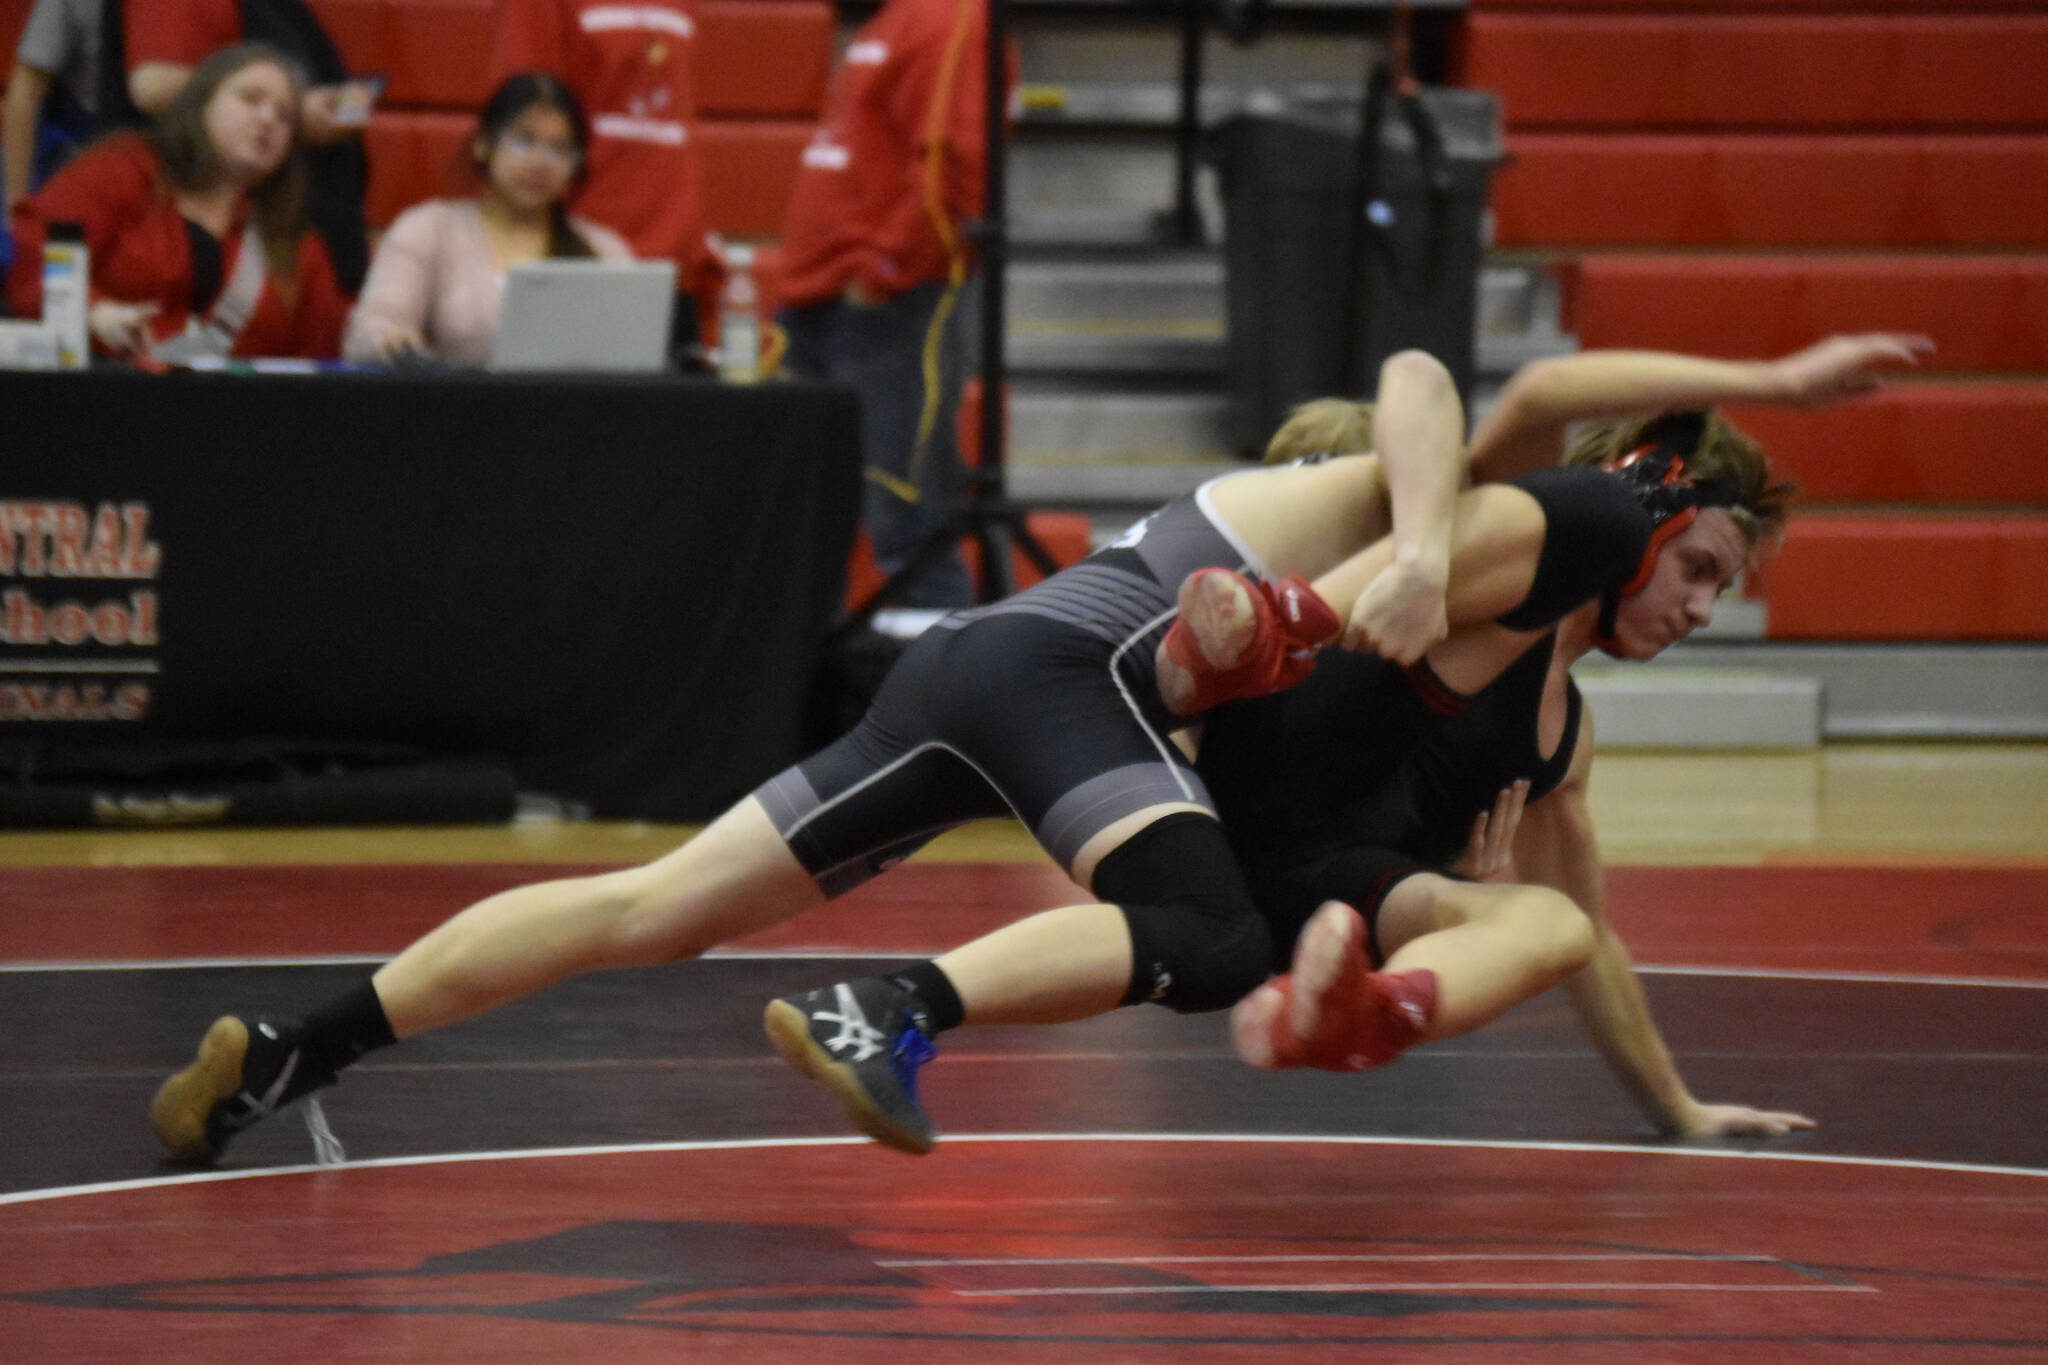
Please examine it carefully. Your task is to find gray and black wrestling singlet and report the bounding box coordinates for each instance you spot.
[755,479,1270,894]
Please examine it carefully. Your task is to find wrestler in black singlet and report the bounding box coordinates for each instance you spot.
[1198,464,1657,964]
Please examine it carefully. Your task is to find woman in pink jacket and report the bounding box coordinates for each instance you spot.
[343,72,632,367]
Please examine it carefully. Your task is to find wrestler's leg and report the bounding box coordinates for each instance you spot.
[376,797,820,1038]
[1234,872,1592,1070]
[927,803,1202,1026]
[769,613,1272,1149]
[1373,874,1595,1040]
[153,798,824,1162]
[768,803,1273,1153]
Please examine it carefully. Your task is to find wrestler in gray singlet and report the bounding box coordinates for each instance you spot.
[755,479,1269,892]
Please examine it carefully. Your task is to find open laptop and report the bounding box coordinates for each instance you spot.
[489,259,677,373]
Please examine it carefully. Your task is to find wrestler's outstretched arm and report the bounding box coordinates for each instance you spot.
[1467,333,1933,485]
[1512,717,1816,1139]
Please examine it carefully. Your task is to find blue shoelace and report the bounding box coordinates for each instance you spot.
[891,1013,938,1105]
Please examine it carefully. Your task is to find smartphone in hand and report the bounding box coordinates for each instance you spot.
[328,74,386,127]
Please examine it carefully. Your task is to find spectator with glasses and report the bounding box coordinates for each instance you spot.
[343,72,631,366]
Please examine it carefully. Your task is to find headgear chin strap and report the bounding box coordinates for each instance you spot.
[1594,411,1744,655]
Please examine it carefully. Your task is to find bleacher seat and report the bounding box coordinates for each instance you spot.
[1491,134,2048,249]
[698,0,833,117]
[1758,513,2048,641]
[1463,14,2048,129]
[699,120,812,238]
[1472,0,2046,646]
[1565,255,2048,373]
[359,109,471,227]
[307,0,498,109]
[1725,385,2048,505]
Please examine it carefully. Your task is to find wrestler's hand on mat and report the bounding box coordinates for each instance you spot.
[1671,1100,1818,1139]
[1341,556,1448,664]
[1455,780,1529,883]
[1770,333,1933,405]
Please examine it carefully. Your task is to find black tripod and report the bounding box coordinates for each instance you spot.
[831,0,1060,642]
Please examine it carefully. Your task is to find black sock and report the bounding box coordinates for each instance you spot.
[886,960,965,1034]
[279,979,399,1101]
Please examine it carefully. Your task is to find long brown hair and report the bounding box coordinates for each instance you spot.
[144,43,312,296]
[471,72,597,259]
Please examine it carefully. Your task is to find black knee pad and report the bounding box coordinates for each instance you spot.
[1092,812,1273,1014]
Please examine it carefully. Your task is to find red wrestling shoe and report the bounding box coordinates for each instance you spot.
[1230,902,1438,1073]
[1157,568,1341,716]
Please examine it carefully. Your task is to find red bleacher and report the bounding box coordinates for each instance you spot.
[1491,134,2048,250]
[303,0,831,236]
[1723,385,2048,506]
[1756,514,2048,642]
[0,1,834,239]
[304,0,833,116]
[362,110,811,237]
[1565,255,2048,373]
[1473,0,2048,642]
[1463,14,2048,130]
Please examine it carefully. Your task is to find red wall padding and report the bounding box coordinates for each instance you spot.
[1490,134,2048,249]
[306,0,831,115]
[1760,514,2048,640]
[1465,14,2048,129]
[1568,256,2048,373]
[1723,384,2048,506]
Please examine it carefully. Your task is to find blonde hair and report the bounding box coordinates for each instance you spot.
[1567,409,1797,549]
[1264,398,1375,465]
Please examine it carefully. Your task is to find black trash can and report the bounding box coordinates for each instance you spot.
[1210,83,1503,454]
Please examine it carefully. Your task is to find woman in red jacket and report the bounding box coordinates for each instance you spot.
[6,42,346,361]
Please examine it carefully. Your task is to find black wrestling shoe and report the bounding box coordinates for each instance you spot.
[764,979,939,1156]
[151,1015,325,1163]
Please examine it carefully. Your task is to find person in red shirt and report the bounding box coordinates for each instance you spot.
[493,0,713,348]
[776,0,1007,608]
[6,42,347,360]
[115,0,371,294]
